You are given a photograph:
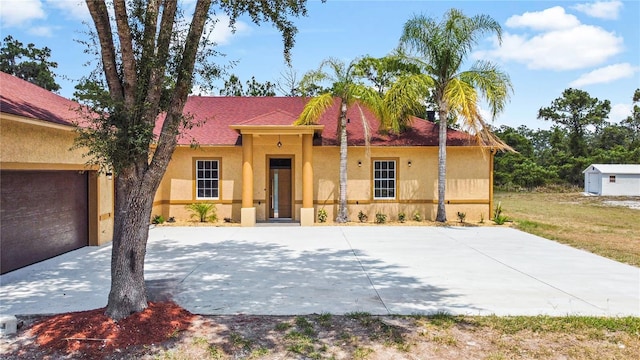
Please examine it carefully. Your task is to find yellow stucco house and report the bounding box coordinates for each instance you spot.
[1,71,494,271]
[153,96,495,227]
[0,72,114,274]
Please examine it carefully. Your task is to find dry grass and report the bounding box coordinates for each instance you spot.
[495,192,640,266]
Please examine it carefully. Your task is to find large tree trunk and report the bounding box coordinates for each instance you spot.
[435,107,447,222]
[336,99,349,223]
[105,164,159,320]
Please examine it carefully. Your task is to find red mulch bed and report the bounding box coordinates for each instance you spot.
[26,301,194,358]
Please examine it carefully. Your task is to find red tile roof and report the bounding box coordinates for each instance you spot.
[0,71,87,127]
[0,73,475,147]
[171,96,475,147]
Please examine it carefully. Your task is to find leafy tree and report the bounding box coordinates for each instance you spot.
[77,0,310,320]
[593,123,632,150]
[621,88,640,145]
[352,53,421,95]
[72,78,111,112]
[245,76,276,96]
[295,58,386,222]
[0,35,60,91]
[219,74,244,96]
[537,88,611,158]
[219,74,276,96]
[399,9,512,222]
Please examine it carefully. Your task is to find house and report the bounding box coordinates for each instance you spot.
[0,69,495,273]
[583,164,640,196]
[0,72,114,274]
[153,96,496,226]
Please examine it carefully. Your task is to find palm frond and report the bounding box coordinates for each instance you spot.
[294,92,334,125]
[383,74,434,133]
[460,61,512,119]
[445,78,512,150]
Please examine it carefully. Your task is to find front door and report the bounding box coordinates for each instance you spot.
[269,158,292,219]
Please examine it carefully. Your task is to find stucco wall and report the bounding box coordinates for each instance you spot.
[1,116,114,245]
[154,138,492,223]
[313,146,491,222]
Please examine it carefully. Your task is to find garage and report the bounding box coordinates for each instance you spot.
[1,170,88,274]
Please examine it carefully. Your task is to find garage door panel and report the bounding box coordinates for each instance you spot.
[1,170,88,274]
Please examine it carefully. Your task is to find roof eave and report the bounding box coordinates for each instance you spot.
[229,124,324,136]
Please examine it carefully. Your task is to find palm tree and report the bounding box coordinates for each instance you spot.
[399,9,513,222]
[295,58,384,222]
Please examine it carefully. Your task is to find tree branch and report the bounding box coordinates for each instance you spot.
[85,0,124,103]
[113,0,137,108]
[146,0,212,184]
[142,0,178,125]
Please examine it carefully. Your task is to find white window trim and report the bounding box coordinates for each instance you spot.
[196,159,220,200]
[373,159,396,200]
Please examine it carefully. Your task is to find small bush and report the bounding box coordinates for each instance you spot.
[151,214,165,224]
[493,202,510,225]
[398,212,406,223]
[167,216,175,223]
[186,203,217,222]
[357,210,368,223]
[317,208,328,223]
[413,212,422,222]
[457,212,466,223]
[479,213,485,224]
[375,212,387,224]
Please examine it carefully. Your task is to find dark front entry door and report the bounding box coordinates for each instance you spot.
[269,158,292,219]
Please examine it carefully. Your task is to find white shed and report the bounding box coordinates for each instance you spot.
[583,164,640,196]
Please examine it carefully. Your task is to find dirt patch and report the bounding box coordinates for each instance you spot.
[603,200,640,210]
[2,302,638,359]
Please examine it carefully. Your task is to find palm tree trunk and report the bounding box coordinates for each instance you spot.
[436,108,447,222]
[336,100,349,222]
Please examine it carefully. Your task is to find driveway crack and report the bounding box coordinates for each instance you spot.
[438,228,605,311]
[341,228,391,315]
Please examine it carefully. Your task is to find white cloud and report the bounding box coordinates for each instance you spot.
[570,63,639,87]
[0,0,45,27]
[46,0,89,21]
[476,6,623,71]
[573,0,623,20]
[190,84,216,96]
[28,26,54,37]
[610,103,632,122]
[204,15,251,46]
[505,6,580,31]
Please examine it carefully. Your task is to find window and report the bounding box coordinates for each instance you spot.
[196,160,219,199]
[373,160,396,199]
[609,175,616,183]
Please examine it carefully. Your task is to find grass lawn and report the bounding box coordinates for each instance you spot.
[495,192,640,267]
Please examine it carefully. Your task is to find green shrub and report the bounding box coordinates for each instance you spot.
[151,214,165,224]
[398,212,406,223]
[317,208,328,223]
[357,210,368,223]
[186,203,217,222]
[413,212,422,222]
[493,202,509,225]
[375,212,387,224]
[457,212,466,223]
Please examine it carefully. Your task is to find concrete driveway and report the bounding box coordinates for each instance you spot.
[1,226,638,316]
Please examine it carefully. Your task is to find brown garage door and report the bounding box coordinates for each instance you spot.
[1,170,88,274]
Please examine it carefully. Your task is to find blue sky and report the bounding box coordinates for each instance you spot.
[1,0,638,130]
